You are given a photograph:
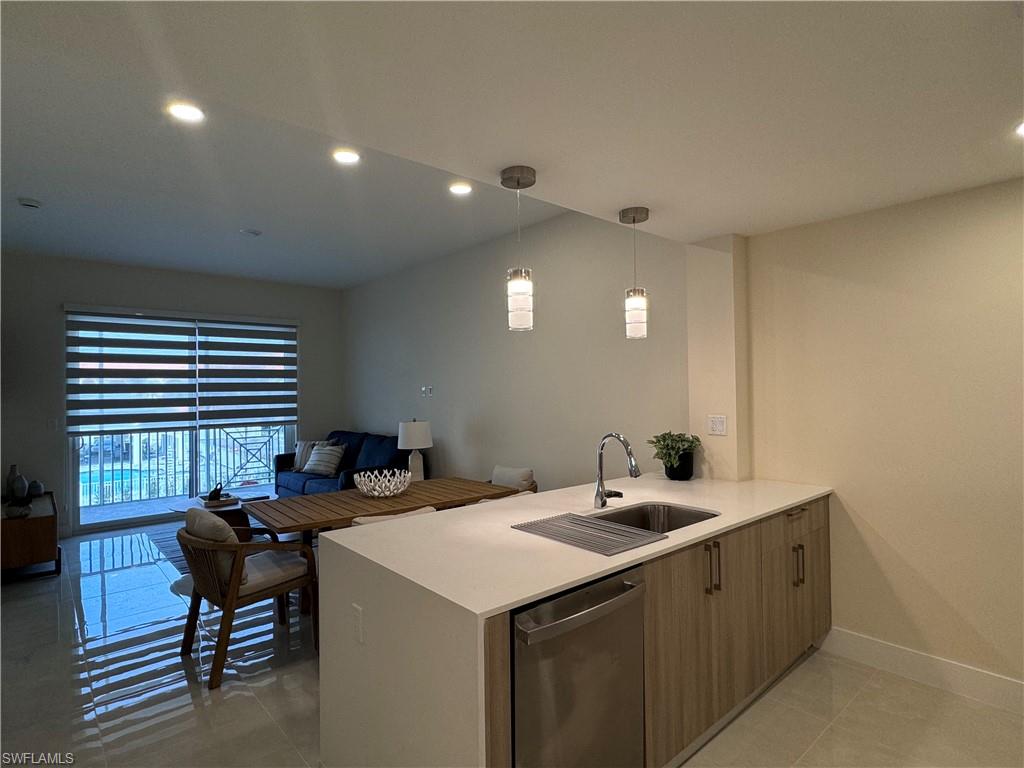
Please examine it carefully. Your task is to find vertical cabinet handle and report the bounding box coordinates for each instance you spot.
[704,543,714,595]
[798,543,806,585]
[712,540,722,591]
[792,545,800,587]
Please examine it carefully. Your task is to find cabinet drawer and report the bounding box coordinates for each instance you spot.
[761,496,828,553]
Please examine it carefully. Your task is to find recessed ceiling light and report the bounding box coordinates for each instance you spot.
[1016,121,1024,138]
[449,182,473,196]
[240,228,263,237]
[166,101,205,124]
[332,149,361,165]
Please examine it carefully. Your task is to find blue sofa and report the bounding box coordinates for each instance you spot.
[274,430,413,497]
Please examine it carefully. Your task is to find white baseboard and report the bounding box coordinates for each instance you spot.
[821,626,1023,714]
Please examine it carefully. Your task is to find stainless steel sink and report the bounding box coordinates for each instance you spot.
[593,503,717,533]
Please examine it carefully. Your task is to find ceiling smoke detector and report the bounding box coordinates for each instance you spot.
[239,228,263,237]
[17,197,42,209]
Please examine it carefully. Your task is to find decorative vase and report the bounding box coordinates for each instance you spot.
[5,464,17,498]
[27,480,44,498]
[664,452,694,481]
[11,474,28,500]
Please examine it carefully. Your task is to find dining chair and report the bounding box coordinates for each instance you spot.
[177,508,318,689]
[490,465,538,493]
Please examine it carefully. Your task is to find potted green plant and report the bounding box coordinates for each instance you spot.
[648,431,702,481]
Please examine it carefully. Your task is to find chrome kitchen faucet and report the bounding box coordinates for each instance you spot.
[594,432,642,508]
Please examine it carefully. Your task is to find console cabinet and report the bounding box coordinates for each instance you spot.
[643,497,830,767]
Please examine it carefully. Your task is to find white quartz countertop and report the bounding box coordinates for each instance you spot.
[320,476,831,618]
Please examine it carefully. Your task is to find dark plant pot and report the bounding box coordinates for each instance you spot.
[664,452,694,481]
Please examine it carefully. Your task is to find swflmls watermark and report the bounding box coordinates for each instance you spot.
[1,754,75,765]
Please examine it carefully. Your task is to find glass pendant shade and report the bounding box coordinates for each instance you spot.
[501,167,537,332]
[620,206,651,340]
[625,287,648,339]
[507,267,534,331]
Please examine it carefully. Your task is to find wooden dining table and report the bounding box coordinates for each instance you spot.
[243,477,519,542]
[242,477,519,613]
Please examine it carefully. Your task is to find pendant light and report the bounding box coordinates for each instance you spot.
[501,165,536,331]
[620,206,650,339]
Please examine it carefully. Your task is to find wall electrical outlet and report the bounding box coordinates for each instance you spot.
[707,414,728,436]
[352,603,365,644]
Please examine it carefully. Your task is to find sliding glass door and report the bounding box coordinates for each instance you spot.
[66,310,297,530]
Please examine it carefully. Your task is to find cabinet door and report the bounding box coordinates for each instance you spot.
[711,524,765,720]
[805,525,831,642]
[644,545,715,768]
[762,539,805,680]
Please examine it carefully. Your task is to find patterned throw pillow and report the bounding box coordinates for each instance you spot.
[302,444,346,476]
[293,439,337,470]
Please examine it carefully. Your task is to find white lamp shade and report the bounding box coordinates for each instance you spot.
[506,267,533,331]
[625,287,648,339]
[398,420,433,450]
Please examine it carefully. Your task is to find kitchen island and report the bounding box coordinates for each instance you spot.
[319,475,832,767]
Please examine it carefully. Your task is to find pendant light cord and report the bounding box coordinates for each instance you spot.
[516,189,521,244]
[516,188,524,270]
[632,220,638,289]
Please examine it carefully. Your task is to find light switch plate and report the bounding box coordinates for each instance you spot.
[708,414,728,436]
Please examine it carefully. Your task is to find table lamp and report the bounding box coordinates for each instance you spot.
[398,420,432,482]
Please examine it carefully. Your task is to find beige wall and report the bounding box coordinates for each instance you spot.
[0,252,346,533]
[686,236,752,481]
[748,179,1023,679]
[338,212,689,490]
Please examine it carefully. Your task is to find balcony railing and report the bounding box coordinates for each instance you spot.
[77,425,293,511]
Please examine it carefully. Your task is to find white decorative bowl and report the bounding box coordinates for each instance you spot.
[353,469,412,498]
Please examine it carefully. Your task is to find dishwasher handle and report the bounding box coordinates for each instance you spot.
[515,581,644,646]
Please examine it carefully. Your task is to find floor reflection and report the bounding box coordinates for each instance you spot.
[2,521,318,767]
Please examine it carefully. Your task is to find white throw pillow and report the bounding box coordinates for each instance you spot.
[491,465,535,491]
[293,439,337,471]
[302,444,346,476]
[184,508,247,586]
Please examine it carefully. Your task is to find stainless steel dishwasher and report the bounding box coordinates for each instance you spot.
[513,567,645,768]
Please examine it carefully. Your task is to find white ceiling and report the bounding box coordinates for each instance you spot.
[3,2,1022,279]
[1,21,565,288]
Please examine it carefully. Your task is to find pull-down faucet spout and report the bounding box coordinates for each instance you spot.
[594,432,642,509]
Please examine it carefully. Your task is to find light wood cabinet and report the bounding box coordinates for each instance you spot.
[643,543,715,767]
[762,538,807,678]
[806,526,832,641]
[710,523,765,720]
[643,522,766,766]
[644,497,830,767]
[762,500,831,680]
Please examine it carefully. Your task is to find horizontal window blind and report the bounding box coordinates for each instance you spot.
[197,321,297,427]
[66,311,297,435]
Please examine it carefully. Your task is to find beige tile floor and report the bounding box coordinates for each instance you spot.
[2,521,1021,768]
[685,650,1023,768]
